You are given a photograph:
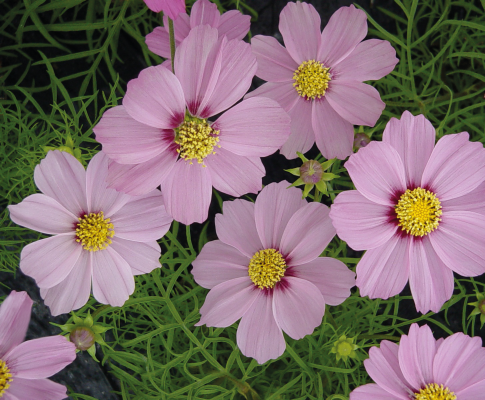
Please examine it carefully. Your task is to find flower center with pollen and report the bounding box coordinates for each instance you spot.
[395,188,442,237]
[248,249,286,289]
[174,118,220,165]
[293,60,331,100]
[0,359,12,397]
[76,211,114,252]
[414,383,456,400]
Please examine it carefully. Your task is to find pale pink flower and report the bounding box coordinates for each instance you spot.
[146,0,250,60]
[8,151,173,316]
[94,25,291,225]
[192,181,356,364]
[144,0,185,19]
[0,291,76,400]
[351,323,485,400]
[246,2,398,160]
[329,111,485,313]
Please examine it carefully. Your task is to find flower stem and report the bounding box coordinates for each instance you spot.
[168,17,175,73]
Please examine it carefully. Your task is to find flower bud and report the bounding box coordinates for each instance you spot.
[70,327,96,351]
[300,160,324,184]
[353,132,371,150]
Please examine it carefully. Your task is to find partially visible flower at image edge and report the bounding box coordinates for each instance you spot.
[9,150,173,316]
[350,323,485,400]
[144,0,185,19]
[468,292,485,328]
[191,181,356,364]
[0,291,76,400]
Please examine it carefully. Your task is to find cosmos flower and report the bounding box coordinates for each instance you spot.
[350,323,485,400]
[247,2,398,160]
[144,0,185,20]
[9,150,173,315]
[192,181,356,364]
[146,0,250,60]
[94,25,291,225]
[329,111,485,313]
[0,291,76,400]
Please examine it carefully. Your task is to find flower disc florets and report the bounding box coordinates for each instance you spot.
[248,249,286,289]
[0,360,12,396]
[414,383,456,400]
[293,60,331,100]
[75,211,114,251]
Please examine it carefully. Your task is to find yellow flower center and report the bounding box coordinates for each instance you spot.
[248,249,286,289]
[395,188,442,237]
[175,118,220,165]
[293,60,331,100]
[0,360,12,397]
[414,383,456,400]
[76,211,114,252]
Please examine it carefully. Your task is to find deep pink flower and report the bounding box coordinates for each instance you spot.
[246,2,398,160]
[94,25,291,225]
[350,323,485,400]
[0,291,76,400]
[9,151,173,315]
[144,0,185,20]
[146,0,250,60]
[330,111,485,313]
[192,181,356,364]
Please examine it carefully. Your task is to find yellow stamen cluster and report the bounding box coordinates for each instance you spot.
[395,188,442,237]
[248,249,286,289]
[0,360,12,397]
[414,383,456,400]
[175,119,220,165]
[293,60,331,100]
[76,211,114,252]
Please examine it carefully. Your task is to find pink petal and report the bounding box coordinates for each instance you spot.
[333,39,398,82]
[0,291,32,358]
[91,247,135,307]
[236,291,286,364]
[350,383,404,400]
[109,190,172,241]
[429,211,485,276]
[190,0,219,28]
[344,141,407,206]
[408,237,454,313]
[382,111,436,188]
[312,99,354,160]
[457,381,485,400]
[145,26,172,59]
[398,324,436,391]
[215,199,263,258]
[279,1,321,64]
[8,194,76,235]
[110,238,161,276]
[280,202,335,266]
[244,81,299,112]
[422,132,485,201]
[144,0,185,20]
[273,277,325,340]
[4,336,75,379]
[191,240,250,289]
[197,277,260,327]
[442,182,485,215]
[356,235,409,299]
[20,235,82,289]
[330,190,397,251]
[288,257,355,306]
[251,35,298,82]
[254,181,307,249]
[326,80,385,126]
[40,251,92,316]
[214,97,291,157]
[107,150,177,196]
[318,5,368,66]
[7,378,67,400]
[217,10,250,40]
[34,150,88,217]
[205,149,264,197]
[93,106,173,165]
[160,159,213,225]
[123,65,185,129]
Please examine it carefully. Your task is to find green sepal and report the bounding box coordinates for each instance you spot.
[288,178,305,188]
[302,183,313,198]
[87,344,99,362]
[320,159,336,171]
[321,173,340,181]
[315,180,328,195]
[284,167,301,177]
[296,151,309,163]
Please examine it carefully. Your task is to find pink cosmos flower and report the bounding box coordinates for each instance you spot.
[246,2,398,160]
[192,181,356,364]
[329,111,485,313]
[146,0,250,60]
[350,323,485,400]
[0,291,76,400]
[94,25,291,225]
[144,0,185,20]
[8,150,173,316]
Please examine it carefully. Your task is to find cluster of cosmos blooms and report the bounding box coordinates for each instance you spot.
[3,0,485,399]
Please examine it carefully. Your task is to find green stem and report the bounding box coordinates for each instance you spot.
[358,334,400,341]
[168,17,175,73]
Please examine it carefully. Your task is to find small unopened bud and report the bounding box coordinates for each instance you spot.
[70,327,95,351]
[353,132,371,150]
[300,160,323,184]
